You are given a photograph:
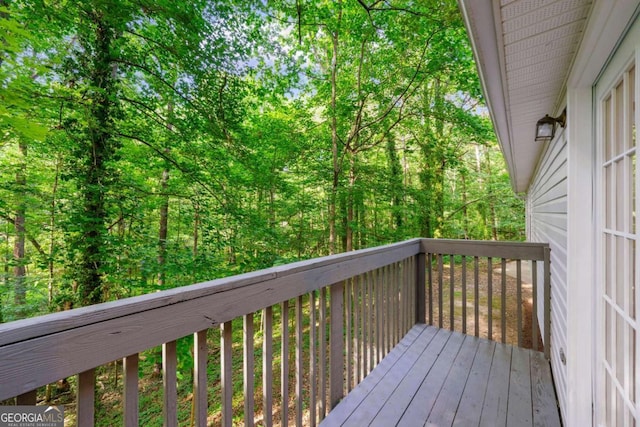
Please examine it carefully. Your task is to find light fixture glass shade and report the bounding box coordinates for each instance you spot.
[535,115,556,141]
[536,122,554,138]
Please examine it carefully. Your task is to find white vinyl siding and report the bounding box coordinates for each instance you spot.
[527,130,568,423]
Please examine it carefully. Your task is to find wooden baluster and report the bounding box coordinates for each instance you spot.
[193,331,208,427]
[77,368,95,427]
[309,292,317,427]
[449,255,455,331]
[474,256,480,337]
[329,281,345,409]
[345,278,352,392]
[295,296,303,427]
[244,314,255,427]
[376,267,383,364]
[417,252,426,325]
[281,300,290,427]
[437,254,444,328]
[532,260,539,351]
[163,341,177,427]
[123,354,139,427]
[427,253,433,325]
[516,260,523,348]
[221,322,233,427]
[263,306,274,427]
[319,287,327,420]
[366,272,376,373]
[501,258,507,343]
[354,274,361,384]
[462,256,467,334]
[487,257,493,341]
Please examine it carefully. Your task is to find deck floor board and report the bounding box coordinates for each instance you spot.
[321,324,561,427]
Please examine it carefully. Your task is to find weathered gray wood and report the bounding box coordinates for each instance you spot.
[16,389,36,405]
[221,322,233,427]
[193,330,208,427]
[163,341,177,427]
[517,260,523,347]
[506,346,533,426]
[487,257,493,341]
[330,281,345,409]
[320,325,425,425]
[479,343,511,427]
[396,330,465,425]
[323,326,561,427]
[368,327,445,425]
[364,272,370,376]
[0,240,423,347]
[319,287,327,420]
[123,354,139,427]
[437,254,444,328]
[375,267,383,364]
[366,272,376,373]
[281,300,290,427]
[425,335,480,426]
[427,253,433,325]
[77,368,95,427]
[295,296,303,427]
[263,306,274,427]
[421,238,550,261]
[531,351,561,427]
[474,256,480,337]
[501,258,507,343]
[452,339,495,426]
[449,256,455,331]
[346,278,353,392]
[532,260,539,351]
[309,292,317,427]
[461,256,467,334]
[244,314,255,427]
[0,241,421,399]
[355,275,362,384]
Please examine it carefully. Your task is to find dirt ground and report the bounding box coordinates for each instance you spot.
[428,258,543,351]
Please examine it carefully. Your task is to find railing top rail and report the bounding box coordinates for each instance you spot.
[0,238,422,347]
[421,238,550,260]
[0,239,421,400]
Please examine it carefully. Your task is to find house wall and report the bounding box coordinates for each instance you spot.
[527,128,568,423]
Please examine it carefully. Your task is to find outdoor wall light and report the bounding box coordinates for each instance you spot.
[535,109,566,141]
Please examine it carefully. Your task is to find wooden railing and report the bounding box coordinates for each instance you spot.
[422,239,551,359]
[0,238,550,426]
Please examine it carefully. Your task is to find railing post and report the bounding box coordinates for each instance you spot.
[543,246,551,360]
[330,280,345,409]
[416,252,426,324]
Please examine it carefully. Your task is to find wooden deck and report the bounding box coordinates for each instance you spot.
[321,324,561,427]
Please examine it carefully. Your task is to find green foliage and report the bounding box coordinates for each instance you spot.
[0,0,523,323]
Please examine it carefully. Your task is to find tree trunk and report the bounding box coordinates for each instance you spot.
[345,154,355,252]
[193,200,199,259]
[48,157,60,304]
[485,146,499,240]
[13,141,27,311]
[158,102,173,287]
[158,167,169,287]
[78,14,117,305]
[386,135,403,234]
[328,24,340,255]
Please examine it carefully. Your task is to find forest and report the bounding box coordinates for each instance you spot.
[0,0,524,323]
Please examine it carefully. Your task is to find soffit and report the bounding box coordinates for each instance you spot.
[459,0,592,193]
